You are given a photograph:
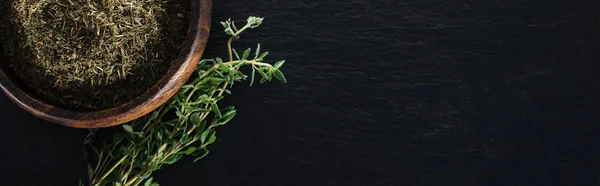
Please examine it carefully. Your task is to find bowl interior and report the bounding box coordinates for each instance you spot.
[0,0,212,128]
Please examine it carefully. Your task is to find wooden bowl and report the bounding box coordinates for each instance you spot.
[0,0,212,129]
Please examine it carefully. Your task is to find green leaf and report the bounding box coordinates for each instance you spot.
[273,69,287,83]
[211,103,222,118]
[190,113,201,125]
[260,76,269,83]
[213,96,225,102]
[217,88,232,95]
[218,63,229,72]
[214,69,225,77]
[122,125,133,133]
[255,43,261,59]
[165,122,176,127]
[247,16,264,28]
[134,132,144,138]
[231,20,238,31]
[224,28,235,36]
[216,57,224,63]
[138,174,152,180]
[233,74,245,82]
[207,132,217,144]
[150,111,159,120]
[258,51,269,60]
[232,48,240,60]
[184,97,207,106]
[249,67,256,86]
[196,95,209,103]
[144,177,154,186]
[209,78,225,84]
[200,129,210,143]
[229,69,236,85]
[188,108,211,113]
[158,144,167,154]
[184,147,197,155]
[163,156,180,165]
[175,110,185,118]
[218,110,237,125]
[257,68,269,80]
[274,60,285,69]
[196,63,212,71]
[181,84,194,90]
[222,109,236,118]
[193,149,210,162]
[234,60,246,68]
[242,48,251,60]
[220,106,235,112]
[196,120,207,135]
[156,131,163,140]
[220,21,228,28]
[175,93,185,102]
[198,58,213,65]
[259,67,272,83]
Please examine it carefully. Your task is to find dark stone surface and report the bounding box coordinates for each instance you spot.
[1,0,599,185]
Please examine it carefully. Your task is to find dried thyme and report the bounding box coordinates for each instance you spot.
[0,0,190,109]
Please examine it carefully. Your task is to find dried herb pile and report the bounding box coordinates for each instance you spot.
[0,0,190,110]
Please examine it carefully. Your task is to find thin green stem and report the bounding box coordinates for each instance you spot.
[90,152,103,182]
[93,155,113,184]
[95,155,128,185]
[132,178,145,186]
[224,60,272,67]
[227,22,253,61]
[121,153,136,184]
[233,25,251,38]
[187,67,216,88]
[227,37,234,61]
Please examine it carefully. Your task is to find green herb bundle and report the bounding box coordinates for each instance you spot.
[81,16,287,186]
[0,0,189,109]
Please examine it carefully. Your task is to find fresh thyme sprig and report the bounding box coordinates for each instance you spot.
[81,16,286,186]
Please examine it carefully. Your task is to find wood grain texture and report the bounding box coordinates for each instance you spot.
[0,0,212,128]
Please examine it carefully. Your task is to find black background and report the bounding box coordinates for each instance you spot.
[1,0,600,185]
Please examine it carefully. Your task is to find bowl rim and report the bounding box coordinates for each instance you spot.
[0,0,212,128]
